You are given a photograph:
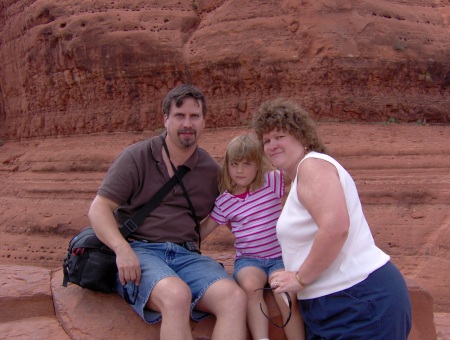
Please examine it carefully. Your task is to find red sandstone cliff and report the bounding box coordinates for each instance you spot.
[0,124,449,339]
[0,0,449,139]
[2,123,449,309]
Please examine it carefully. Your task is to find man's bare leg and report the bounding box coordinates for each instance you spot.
[196,279,247,340]
[147,277,193,340]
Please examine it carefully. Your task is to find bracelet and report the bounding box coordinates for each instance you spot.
[295,272,308,288]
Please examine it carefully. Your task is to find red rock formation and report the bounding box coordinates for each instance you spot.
[0,1,449,139]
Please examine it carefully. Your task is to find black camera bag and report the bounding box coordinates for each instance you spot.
[63,227,117,292]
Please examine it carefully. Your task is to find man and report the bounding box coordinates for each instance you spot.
[88,84,247,339]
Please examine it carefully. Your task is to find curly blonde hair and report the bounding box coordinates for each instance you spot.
[252,99,328,154]
[219,134,270,194]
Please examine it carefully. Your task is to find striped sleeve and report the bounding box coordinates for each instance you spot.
[267,170,284,199]
[209,194,229,225]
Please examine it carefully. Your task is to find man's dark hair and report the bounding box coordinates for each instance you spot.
[162,84,207,117]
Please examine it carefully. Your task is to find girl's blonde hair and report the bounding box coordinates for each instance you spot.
[219,134,269,194]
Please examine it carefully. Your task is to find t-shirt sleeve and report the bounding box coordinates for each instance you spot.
[97,149,139,204]
[267,170,284,199]
[209,196,229,225]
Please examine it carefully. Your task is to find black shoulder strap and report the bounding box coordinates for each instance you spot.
[118,164,189,238]
[160,135,201,248]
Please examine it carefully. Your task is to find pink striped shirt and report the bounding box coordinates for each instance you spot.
[210,170,284,259]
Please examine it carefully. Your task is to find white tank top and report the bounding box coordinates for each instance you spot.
[277,152,390,299]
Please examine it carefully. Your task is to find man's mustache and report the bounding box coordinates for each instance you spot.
[178,128,196,134]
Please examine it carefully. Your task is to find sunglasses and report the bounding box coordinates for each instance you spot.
[253,287,292,328]
[123,283,139,305]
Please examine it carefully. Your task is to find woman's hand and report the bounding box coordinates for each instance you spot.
[269,271,304,293]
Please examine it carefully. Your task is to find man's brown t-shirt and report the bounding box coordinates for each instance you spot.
[97,135,220,244]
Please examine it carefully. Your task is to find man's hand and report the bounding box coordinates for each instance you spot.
[115,242,141,286]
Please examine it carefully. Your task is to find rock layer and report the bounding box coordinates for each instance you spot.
[0,123,449,315]
[0,1,449,139]
[0,123,449,337]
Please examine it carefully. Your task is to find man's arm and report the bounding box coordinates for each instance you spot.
[88,195,141,285]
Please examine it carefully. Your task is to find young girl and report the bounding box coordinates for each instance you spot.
[201,134,304,340]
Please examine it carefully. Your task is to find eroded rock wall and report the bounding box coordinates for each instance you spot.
[0,0,449,139]
[1,123,449,315]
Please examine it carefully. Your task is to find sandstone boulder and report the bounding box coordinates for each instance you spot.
[0,265,69,339]
[0,264,438,339]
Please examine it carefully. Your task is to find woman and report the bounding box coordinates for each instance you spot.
[251,99,412,339]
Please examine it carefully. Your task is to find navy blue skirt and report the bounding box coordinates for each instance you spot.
[299,261,412,339]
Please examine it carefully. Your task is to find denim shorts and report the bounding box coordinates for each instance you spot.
[299,261,412,339]
[233,256,285,280]
[115,241,233,324]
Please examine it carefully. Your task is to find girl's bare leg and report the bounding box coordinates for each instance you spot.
[236,267,270,340]
[273,288,305,340]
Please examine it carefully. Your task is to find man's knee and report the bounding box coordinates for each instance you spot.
[148,277,192,311]
[199,280,245,310]
[214,281,247,319]
[232,284,247,308]
[219,281,247,309]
